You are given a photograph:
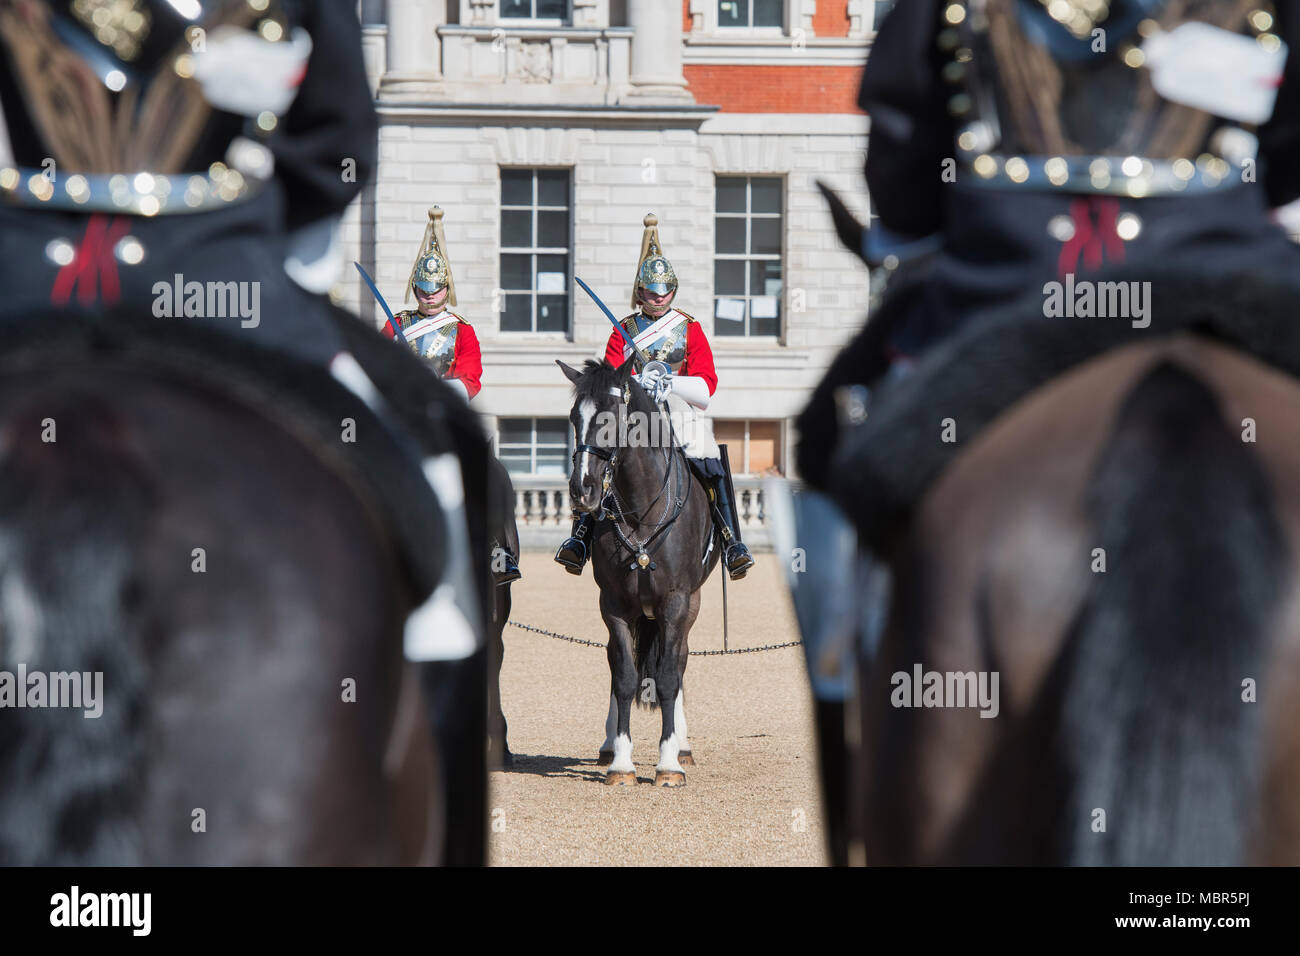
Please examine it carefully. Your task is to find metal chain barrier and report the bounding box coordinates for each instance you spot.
[508,620,801,656]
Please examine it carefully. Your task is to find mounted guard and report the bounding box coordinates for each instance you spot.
[384,206,483,402]
[381,206,520,587]
[555,213,755,581]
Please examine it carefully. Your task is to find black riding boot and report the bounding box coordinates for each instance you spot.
[554,512,595,575]
[708,474,755,580]
[491,539,521,586]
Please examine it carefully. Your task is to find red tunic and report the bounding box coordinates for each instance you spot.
[603,317,718,396]
[383,313,483,399]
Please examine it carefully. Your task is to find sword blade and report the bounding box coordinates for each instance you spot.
[575,275,647,368]
[354,262,407,343]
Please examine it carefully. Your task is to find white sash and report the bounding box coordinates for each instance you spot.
[405,311,457,340]
[621,310,687,358]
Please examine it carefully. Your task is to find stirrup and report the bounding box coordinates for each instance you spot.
[724,541,755,580]
[554,537,588,575]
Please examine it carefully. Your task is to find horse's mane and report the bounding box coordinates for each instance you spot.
[571,358,659,416]
[572,359,622,404]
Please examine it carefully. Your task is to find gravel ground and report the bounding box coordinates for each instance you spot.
[489,553,828,866]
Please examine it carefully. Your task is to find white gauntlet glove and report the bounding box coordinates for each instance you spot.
[669,375,712,410]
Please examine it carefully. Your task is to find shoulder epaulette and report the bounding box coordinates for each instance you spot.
[451,311,470,326]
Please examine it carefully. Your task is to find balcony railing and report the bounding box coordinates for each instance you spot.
[511,474,774,549]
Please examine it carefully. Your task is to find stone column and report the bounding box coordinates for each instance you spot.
[379,0,446,98]
[624,0,693,103]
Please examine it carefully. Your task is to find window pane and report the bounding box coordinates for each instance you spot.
[713,420,745,448]
[501,454,533,475]
[753,0,782,26]
[751,217,781,254]
[718,0,748,26]
[537,170,569,206]
[536,452,569,476]
[751,302,780,337]
[501,209,533,248]
[537,252,568,276]
[536,418,569,446]
[750,178,781,214]
[501,293,532,332]
[499,419,532,444]
[751,258,782,297]
[500,253,532,291]
[715,258,745,295]
[715,217,746,255]
[501,168,532,206]
[537,294,568,333]
[538,210,569,248]
[537,0,567,17]
[714,300,745,336]
[716,177,746,213]
[748,421,780,474]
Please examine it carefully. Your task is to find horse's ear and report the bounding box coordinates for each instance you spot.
[617,355,637,382]
[557,360,583,384]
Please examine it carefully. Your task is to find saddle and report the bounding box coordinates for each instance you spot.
[825,268,1300,552]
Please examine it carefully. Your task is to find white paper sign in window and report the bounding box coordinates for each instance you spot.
[715,297,746,321]
[537,272,567,293]
[751,296,778,319]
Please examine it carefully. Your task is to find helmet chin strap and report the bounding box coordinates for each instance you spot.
[639,290,676,317]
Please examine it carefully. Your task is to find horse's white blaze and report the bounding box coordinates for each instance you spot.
[601,693,617,752]
[657,733,683,773]
[577,399,597,488]
[610,733,634,774]
[674,689,690,755]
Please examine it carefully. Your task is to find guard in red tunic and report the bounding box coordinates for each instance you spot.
[555,214,755,580]
[383,207,483,402]
[388,207,518,584]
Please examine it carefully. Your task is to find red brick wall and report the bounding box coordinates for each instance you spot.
[812,0,851,37]
[683,64,864,113]
[682,0,692,33]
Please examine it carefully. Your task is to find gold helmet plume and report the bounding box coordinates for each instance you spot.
[632,212,677,311]
[406,206,457,306]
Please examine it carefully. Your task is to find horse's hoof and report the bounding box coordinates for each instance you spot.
[597,750,614,766]
[654,770,686,788]
[605,770,637,786]
[678,751,695,767]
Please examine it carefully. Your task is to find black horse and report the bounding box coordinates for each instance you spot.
[559,358,719,787]
[0,314,493,865]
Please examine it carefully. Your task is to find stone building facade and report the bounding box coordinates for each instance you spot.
[345,1,890,499]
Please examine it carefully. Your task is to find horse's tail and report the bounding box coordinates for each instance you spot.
[1062,360,1283,865]
[634,616,662,711]
[0,394,155,864]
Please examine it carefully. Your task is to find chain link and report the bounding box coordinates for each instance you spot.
[507,620,801,656]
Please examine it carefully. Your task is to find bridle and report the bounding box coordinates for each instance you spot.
[572,381,690,571]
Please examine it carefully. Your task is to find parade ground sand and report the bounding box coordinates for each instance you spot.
[489,553,828,866]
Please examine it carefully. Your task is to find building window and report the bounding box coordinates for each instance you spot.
[717,0,784,29]
[500,0,569,21]
[870,1,897,31]
[714,420,783,476]
[497,417,572,476]
[714,175,783,338]
[500,168,571,334]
